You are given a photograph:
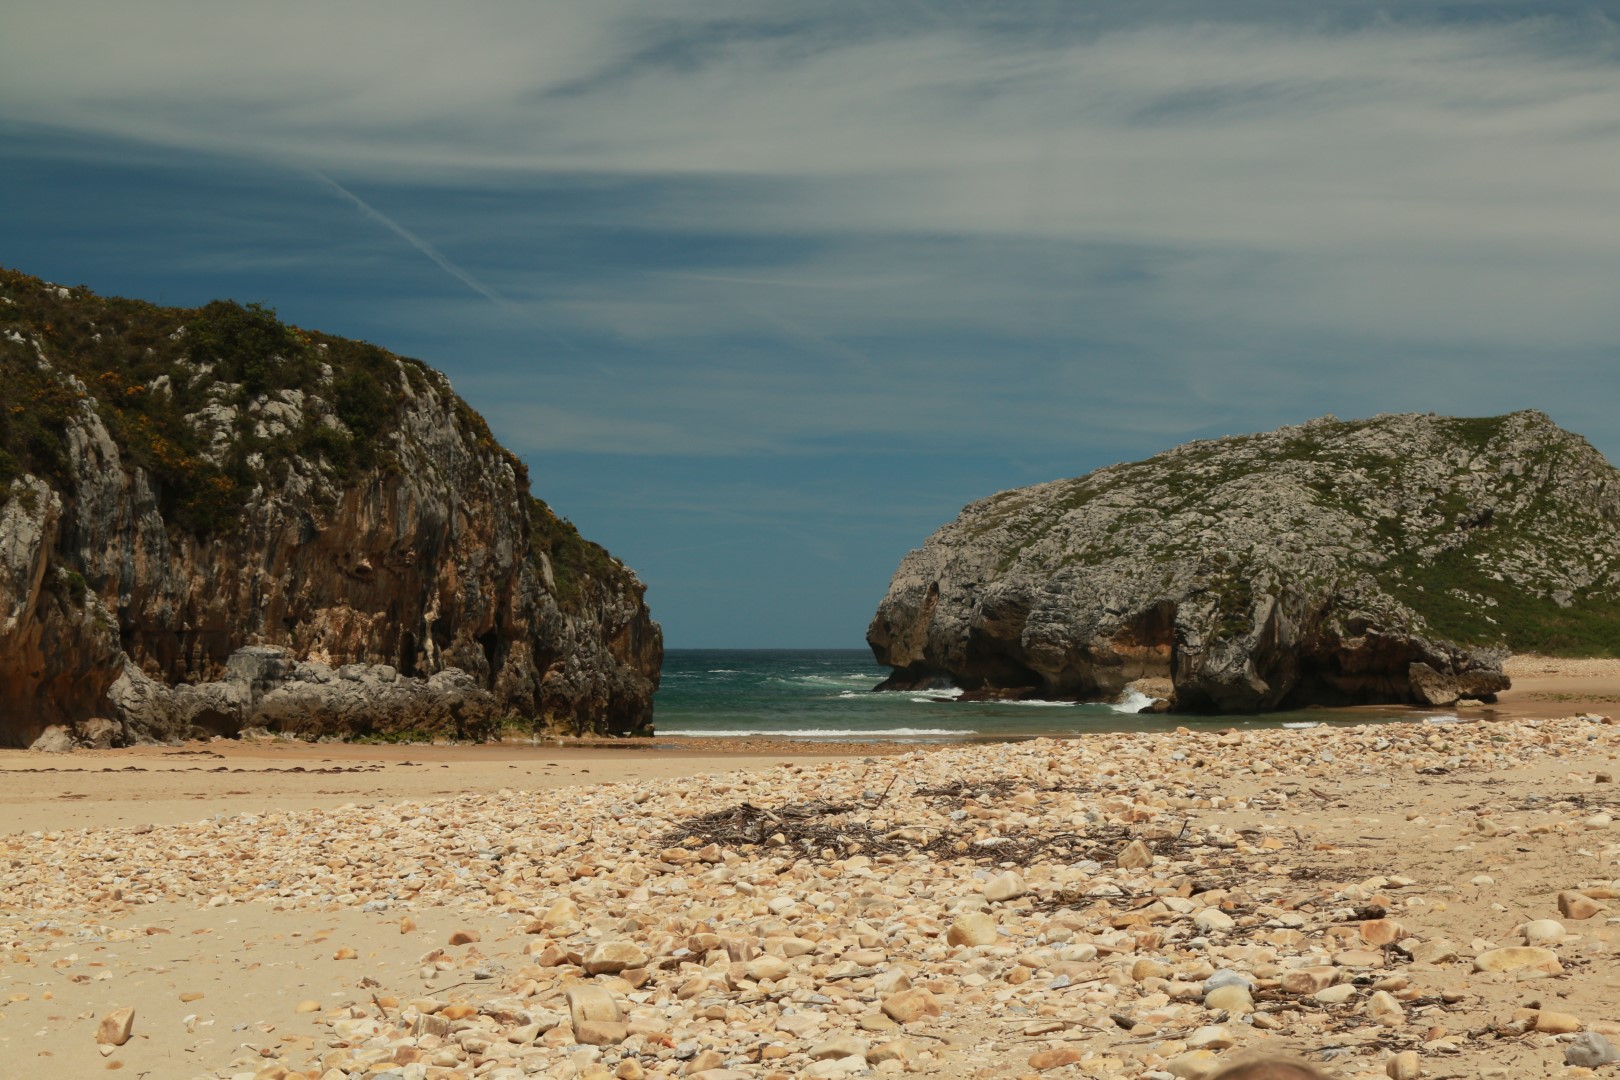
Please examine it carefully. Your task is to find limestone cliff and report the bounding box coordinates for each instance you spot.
[0,268,660,747]
[870,412,1620,712]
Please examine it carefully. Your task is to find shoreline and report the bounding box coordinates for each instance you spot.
[3,655,1616,837]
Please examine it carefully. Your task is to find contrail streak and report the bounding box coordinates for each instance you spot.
[308,169,579,354]
[307,169,507,306]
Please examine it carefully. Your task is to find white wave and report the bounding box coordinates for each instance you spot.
[707,669,741,674]
[1422,714,1463,724]
[663,727,975,738]
[1281,721,1321,729]
[1107,689,1156,713]
[990,699,1079,708]
[897,686,962,700]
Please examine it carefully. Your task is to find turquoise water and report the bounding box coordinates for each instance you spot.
[652,649,1451,740]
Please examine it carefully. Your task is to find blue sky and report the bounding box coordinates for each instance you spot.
[5,1,1620,647]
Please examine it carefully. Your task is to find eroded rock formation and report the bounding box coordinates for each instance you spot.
[870,412,1620,713]
[0,269,660,746]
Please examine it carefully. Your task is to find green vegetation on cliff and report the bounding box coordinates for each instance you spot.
[965,412,1620,657]
[0,267,533,535]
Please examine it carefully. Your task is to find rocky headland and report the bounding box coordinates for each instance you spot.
[869,411,1620,712]
[0,268,660,747]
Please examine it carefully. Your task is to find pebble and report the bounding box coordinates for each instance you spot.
[1536,1009,1584,1034]
[95,1005,134,1046]
[1029,1046,1086,1069]
[947,912,999,946]
[1568,1031,1620,1067]
[880,988,941,1024]
[1473,946,1561,973]
[1366,989,1405,1026]
[1203,984,1253,1014]
[1116,839,1154,868]
[1523,918,1565,944]
[1385,1049,1422,1079]
[1559,891,1606,920]
[984,870,1027,902]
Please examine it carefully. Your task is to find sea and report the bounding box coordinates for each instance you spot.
[652,649,1459,741]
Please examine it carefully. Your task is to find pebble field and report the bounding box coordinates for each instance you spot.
[5,715,1620,1080]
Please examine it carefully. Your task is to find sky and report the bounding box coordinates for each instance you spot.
[4,1,1620,648]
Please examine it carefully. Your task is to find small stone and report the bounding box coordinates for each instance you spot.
[1202,969,1253,993]
[1279,967,1338,995]
[574,1020,629,1046]
[1524,918,1566,944]
[1408,938,1458,965]
[585,942,648,975]
[399,916,416,934]
[686,1049,725,1073]
[873,969,911,994]
[984,871,1026,902]
[543,898,580,927]
[616,1061,646,1080]
[746,954,792,982]
[1568,1031,1620,1067]
[1473,946,1561,974]
[1360,918,1404,946]
[1559,891,1606,920]
[294,1000,321,1014]
[881,988,941,1024]
[1386,1049,1421,1079]
[96,1007,134,1046]
[1193,908,1234,933]
[1116,839,1154,868]
[332,946,357,960]
[448,929,479,946]
[1536,1009,1583,1034]
[859,1012,901,1033]
[1203,984,1253,1014]
[1314,984,1357,1005]
[1132,958,1173,982]
[867,1039,915,1065]
[566,984,623,1027]
[808,1035,870,1060]
[178,991,204,1002]
[946,912,998,947]
[1333,949,1384,968]
[1367,989,1405,1027]
[1028,1046,1085,1070]
[1185,1025,1236,1050]
[1165,1049,1221,1079]
[778,1013,825,1037]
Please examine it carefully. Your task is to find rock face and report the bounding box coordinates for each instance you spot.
[869,412,1620,712]
[0,269,660,746]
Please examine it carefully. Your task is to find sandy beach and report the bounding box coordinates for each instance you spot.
[5,658,1620,1079]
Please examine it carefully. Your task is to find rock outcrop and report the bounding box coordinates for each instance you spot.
[869,412,1620,712]
[0,268,660,746]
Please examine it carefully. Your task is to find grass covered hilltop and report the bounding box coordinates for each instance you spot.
[870,411,1620,712]
[0,267,661,748]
